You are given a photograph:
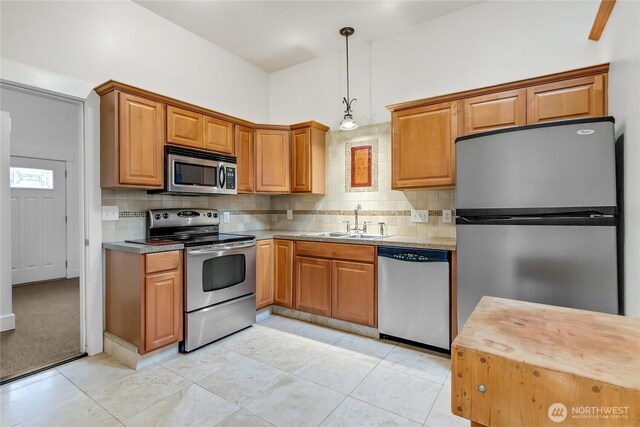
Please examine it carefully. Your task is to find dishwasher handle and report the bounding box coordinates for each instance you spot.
[378,246,448,263]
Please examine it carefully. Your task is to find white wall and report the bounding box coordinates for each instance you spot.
[269,0,640,316]
[1,84,83,279]
[269,1,605,128]
[0,112,15,331]
[0,0,269,123]
[601,0,640,317]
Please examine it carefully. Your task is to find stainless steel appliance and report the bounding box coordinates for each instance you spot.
[456,117,620,330]
[142,208,255,352]
[378,247,450,350]
[159,146,237,195]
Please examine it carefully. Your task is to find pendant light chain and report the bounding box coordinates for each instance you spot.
[339,27,357,130]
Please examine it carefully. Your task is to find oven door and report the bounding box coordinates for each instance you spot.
[185,241,256,312]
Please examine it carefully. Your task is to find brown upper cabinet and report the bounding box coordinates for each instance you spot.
[95,81,328,190]
[255,128,291,193]
[235,125,255,193]
[461,89,527,135]
[204,116,235,154]
[527,75,606,124]
[167,106,235,154]
[391,101,457,189]
[167,105,203,148]
[290,122,328,194]
[100,91,165,189]
[387,64,609,189]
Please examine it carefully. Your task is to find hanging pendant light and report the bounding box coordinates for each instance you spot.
[339,27,358,131]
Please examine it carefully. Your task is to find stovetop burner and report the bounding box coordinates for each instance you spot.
[144,208,254,247]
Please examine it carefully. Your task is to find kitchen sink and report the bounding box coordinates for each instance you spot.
[300,232,351,238]
[299,232,391,240]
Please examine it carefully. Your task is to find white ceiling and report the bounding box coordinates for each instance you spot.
[134,1,481,73]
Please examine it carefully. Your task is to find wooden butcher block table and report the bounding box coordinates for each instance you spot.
[451,297,640,427]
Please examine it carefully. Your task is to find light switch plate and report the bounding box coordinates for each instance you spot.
[443,210,452,223]
[287,209,293,220]
[102,206,119,221]
[411,209,429,223]
[223,211,230,223]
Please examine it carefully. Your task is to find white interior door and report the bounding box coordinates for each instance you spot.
[10,156,66,284]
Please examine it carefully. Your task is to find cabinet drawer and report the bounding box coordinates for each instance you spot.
[295,241,374,263]
[146,251,181,274]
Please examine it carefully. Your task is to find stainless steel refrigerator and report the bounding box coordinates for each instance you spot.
[456,117,620,329]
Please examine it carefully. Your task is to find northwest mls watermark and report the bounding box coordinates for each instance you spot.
[548,403,630,423]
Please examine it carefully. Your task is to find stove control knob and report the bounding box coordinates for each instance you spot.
[154,214,161,220]
[213,212,218,218]
[162,213,169,219]
[207,212,212,217]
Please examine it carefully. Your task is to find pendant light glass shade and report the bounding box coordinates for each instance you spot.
[339,27,357,131]
[339,114,358,131]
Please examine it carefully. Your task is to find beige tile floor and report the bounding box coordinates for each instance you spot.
[0,315,468,427]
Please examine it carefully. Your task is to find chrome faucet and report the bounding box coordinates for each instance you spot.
[354,204,362,231]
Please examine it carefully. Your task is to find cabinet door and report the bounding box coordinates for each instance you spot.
[331,261,375,327]
[235,125,255,193]
[274,240,294,308]
[118,93,165,187]
[527,75,606,124]
[291,128,311,192]
[144,270,182,353]
[295,256,331,316]
[204,116,234,154]
[256,129,290,193]
[167,105,203,148]
[461,89,526,136]
[392,101,457,189]
[256,239,274,309]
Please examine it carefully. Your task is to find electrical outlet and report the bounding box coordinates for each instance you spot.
[443,210,452,223]
[102,206,119,221]
[411,209,429,223]
[223,211,230,223]
[287,209,293,220]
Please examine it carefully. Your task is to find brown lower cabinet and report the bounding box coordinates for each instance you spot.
[105,250,183,355]
[294,241,377,327]
[256,240,274,309]
[331,261,375,326]
[273,240,294,307]
[295,256,332,316]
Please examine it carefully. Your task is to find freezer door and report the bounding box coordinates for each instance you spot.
[456,119,616,210]
[456,223,618,330]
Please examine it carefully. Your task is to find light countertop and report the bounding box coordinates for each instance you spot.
[244,229,456,251]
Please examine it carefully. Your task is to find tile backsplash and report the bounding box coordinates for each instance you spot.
[101,122,455,242]
[271,122,456,239]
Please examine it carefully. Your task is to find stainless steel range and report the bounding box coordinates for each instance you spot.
[138,208,256,352]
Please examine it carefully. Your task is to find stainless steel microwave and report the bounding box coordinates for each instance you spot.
[162,146,237,195]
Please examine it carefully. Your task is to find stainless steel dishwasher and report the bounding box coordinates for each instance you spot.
[378,247,450,350]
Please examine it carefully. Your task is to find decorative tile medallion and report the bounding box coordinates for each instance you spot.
[346,139,378,192]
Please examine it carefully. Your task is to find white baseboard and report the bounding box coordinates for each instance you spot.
[0,313,16,331]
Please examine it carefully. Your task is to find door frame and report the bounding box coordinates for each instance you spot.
[0,73,102,356]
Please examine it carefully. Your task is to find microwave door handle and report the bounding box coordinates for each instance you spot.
[219,165,226,188]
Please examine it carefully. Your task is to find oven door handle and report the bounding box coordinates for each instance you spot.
[187,241,256,256]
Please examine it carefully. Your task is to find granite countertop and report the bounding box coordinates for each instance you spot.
[244,229,456,251]
[102,241,185,254]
